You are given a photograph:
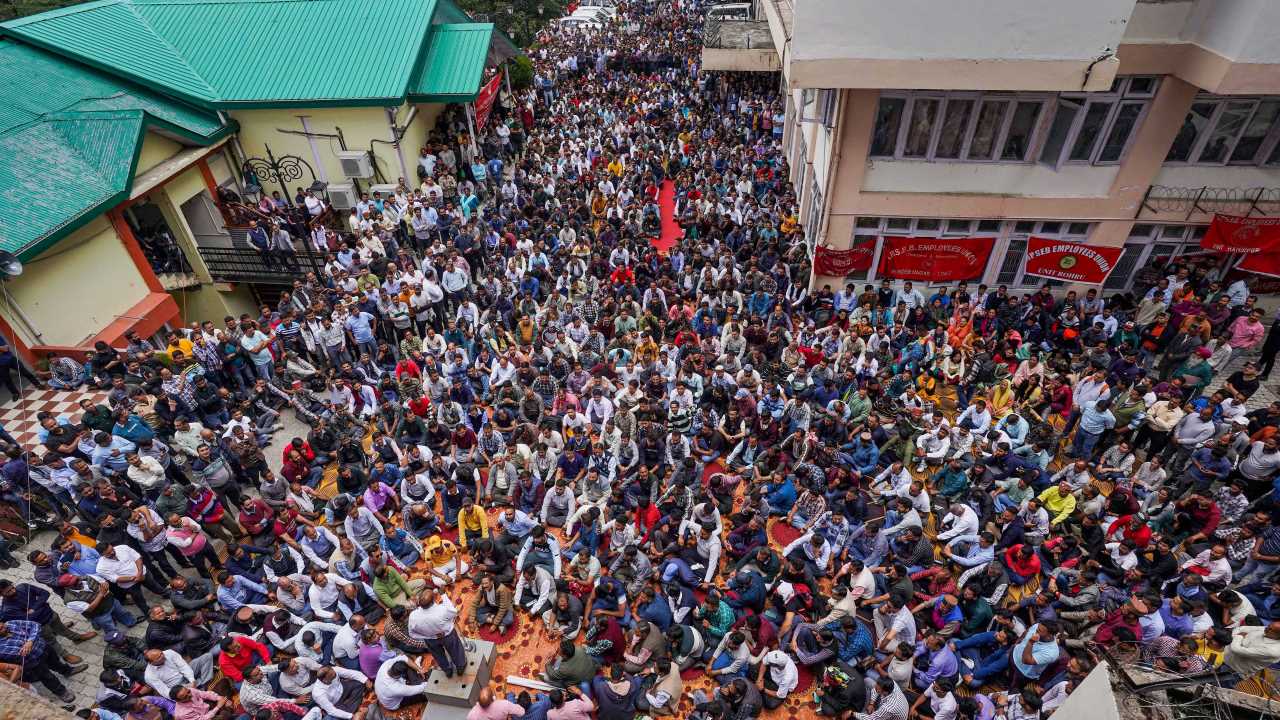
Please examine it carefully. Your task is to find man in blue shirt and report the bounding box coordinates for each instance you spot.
[1071,398,1115,461]
[1011,621,1062,682]
[344,310,379,360]
[90,431,135,475]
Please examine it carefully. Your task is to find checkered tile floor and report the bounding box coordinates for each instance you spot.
[0,387,109,453]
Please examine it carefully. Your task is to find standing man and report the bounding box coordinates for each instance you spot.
[408,589,469,678]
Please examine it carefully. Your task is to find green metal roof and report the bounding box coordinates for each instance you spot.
[0,40,232,259]
[408,23,494,103]
[2,0,445,109]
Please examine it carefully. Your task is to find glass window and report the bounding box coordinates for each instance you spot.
[886,218,911,231]
[946,220,973,234]
[1231,100,1280,163]
[1104,244,1145,291]
[1069,101,1113,161]
[1098,101,1144,162]
[1130,224,1154,238]
[997,238,1028,285]
[856,216,881,229]
[1014,221,1036,233]
[1199,100,1254,163]
[1040,222,1062,234]
[1167,102,1216,161]
[1067,222,1091,235]
[1127,76,1158,97]
[1000,101,1042,161]
[977,220,1002,232]
[968,100,1008,160]
[1039,99,1079,165]
[934,99,974,159]
[915,218,941,231]
[903,98,939,157]
[870,98,905,157]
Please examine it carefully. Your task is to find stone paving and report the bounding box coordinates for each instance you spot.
[0,410,308,711]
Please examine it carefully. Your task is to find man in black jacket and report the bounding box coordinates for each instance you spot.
[168,575,217,613]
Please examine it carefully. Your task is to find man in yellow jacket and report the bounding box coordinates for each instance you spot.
[456,498,489,549]
[1038,482,1077,527]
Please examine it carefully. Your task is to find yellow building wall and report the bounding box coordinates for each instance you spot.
[171,283,257,325]
[402,102,446,176]
[163,164,207,207]
[230,106,412,192]
[5,217,148,348]
[134,133,184,179]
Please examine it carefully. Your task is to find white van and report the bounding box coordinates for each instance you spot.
[707,3,752,20]
[559,7,610,28]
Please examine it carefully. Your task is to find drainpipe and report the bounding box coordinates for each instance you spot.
[0,282,44,344]
[812,90,846,291]
[386,107,410,182]
[298,116,329,183]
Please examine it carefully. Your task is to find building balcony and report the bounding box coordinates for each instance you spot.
[702,18,779,72]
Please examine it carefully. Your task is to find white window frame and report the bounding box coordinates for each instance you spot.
[1039,79,1156,168]
[875,92,1051,163]
[1165,95,1280,167]
[1103,224,1210,292]
[871,76,1158,166]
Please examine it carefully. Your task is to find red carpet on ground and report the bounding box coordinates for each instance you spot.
[654,179,683,253]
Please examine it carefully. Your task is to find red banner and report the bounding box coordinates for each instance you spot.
[1236,251,1280,279]
[877,237,994,282]
[1201,214,1280,254]
[473,71,503,131]
[1023,237,1124,284]
[813,244,873,276]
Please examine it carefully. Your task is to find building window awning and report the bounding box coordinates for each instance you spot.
[408,23,496,104]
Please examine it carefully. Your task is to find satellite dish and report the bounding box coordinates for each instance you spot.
[0,251,22,277]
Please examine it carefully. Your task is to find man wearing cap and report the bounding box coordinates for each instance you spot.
[60,572,136,635]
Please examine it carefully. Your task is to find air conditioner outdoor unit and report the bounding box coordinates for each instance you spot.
[369,183,399,196]
[336,150,373,178]
[328,183,359,210]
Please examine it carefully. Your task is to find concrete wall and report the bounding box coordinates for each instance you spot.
[134,132,184,178]
[5,217,148,348]
[785,0,1129,91]
[402,102,447,177]
[171,282,257,325]
[1124,0,1196,43]
[792,0,1134,62]
[1181,0,1280,63]
[230,105,409,193]
[864,160,1122,198]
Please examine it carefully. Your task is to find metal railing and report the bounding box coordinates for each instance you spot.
[199,246,327,285]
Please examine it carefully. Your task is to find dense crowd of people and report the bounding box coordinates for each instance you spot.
[3,2,1280,720]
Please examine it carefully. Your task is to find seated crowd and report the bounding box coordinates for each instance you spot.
[3,4,1280,720]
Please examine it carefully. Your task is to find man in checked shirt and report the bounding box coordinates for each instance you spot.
[0,618,84,703]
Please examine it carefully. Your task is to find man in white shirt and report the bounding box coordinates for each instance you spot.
[936,504,980,543]
[955,399,992,436]
[759,650,798,709]
[308,572,353,620]
[96,544,156,611]
[311,665,370,719]
[514,564,554,617]
[331,615,365,671]
[408,589,467,677]
[375,655,431,710]
[143,647,214,697]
